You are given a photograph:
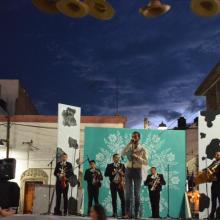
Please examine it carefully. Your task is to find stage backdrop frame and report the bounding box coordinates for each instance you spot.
[83,127,186,218]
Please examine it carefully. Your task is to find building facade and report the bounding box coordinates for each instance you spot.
[0,115,127,214]
[0,80,38,115]
[195,61,220,110]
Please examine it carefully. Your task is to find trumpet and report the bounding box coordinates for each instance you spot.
[151,175,160,191]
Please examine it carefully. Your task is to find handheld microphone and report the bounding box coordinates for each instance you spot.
[87,155,90,162]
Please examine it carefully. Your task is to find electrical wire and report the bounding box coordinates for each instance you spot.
[12,123,57,130]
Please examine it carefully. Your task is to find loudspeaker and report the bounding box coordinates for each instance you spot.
[68,197,77,215]
[0,181,20,209]
[199,193,210,212]
[0,158,16,180]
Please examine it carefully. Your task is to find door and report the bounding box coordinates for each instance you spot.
[23,181,43,214]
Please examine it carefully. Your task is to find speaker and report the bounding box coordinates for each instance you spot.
[68,197,77,215]
[0,181,20,209]
[0,158,16,180]
[199,193,210,212]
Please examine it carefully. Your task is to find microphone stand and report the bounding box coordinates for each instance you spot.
[131,141,134,219]
[47,156,56,214]
[166,164,170,218]
[41,156,56,215]
[68,155,90,217]
[166,164,174,219]
[73,155,90,170]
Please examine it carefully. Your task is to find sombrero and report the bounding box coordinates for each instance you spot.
[139,0,171,17]
[85,0,115,20]
[32,0,59,14]
[56,0,89,18]
[191,0,220,17]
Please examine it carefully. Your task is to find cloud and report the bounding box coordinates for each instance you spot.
[148,110,182,122]
[1,0,220,129]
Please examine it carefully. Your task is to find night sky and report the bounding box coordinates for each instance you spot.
[0,0,220,128]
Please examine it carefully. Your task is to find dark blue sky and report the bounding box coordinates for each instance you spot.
[0,0,219,128]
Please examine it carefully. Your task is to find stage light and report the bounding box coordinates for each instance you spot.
[139,0,171,18]
[158,121,167,130]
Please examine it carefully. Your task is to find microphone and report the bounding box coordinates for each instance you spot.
[121,155,124,161]
[87,155,90,162]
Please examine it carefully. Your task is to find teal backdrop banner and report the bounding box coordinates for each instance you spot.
[83,127,186,218]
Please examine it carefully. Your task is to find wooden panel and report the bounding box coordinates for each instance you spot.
[23,181,43,214]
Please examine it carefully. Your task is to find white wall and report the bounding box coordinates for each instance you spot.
[0,121,124,186]
[198,111,220,219]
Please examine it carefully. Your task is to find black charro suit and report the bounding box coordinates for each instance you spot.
[105,163,125,216]
[209,161,220,219]
[54,161,73,215]
[84,168,103,215]
[144,174,166,218]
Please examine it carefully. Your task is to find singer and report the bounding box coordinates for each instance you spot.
[122,131,147,218]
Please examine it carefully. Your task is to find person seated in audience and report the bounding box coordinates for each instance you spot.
[0,207,16,217]
[90,204,107,220]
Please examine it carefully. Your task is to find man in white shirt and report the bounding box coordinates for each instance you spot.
[122,131,147,218]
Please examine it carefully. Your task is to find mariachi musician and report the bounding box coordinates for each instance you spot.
[144,167,166,218]
[207,151,220,219]
[105,154,125,218]
[54,153,73,216]
[84,160,103,215]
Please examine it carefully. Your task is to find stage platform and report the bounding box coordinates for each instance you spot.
[2,215,183,220]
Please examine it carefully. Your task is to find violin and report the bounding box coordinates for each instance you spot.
[113,165,125,190]
[92,169,102,187]
[59,165,67,189]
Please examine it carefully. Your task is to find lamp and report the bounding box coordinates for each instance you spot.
[158,121,167,130]
[0,139,7,147]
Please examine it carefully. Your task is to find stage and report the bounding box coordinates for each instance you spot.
[2,215,183,220]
